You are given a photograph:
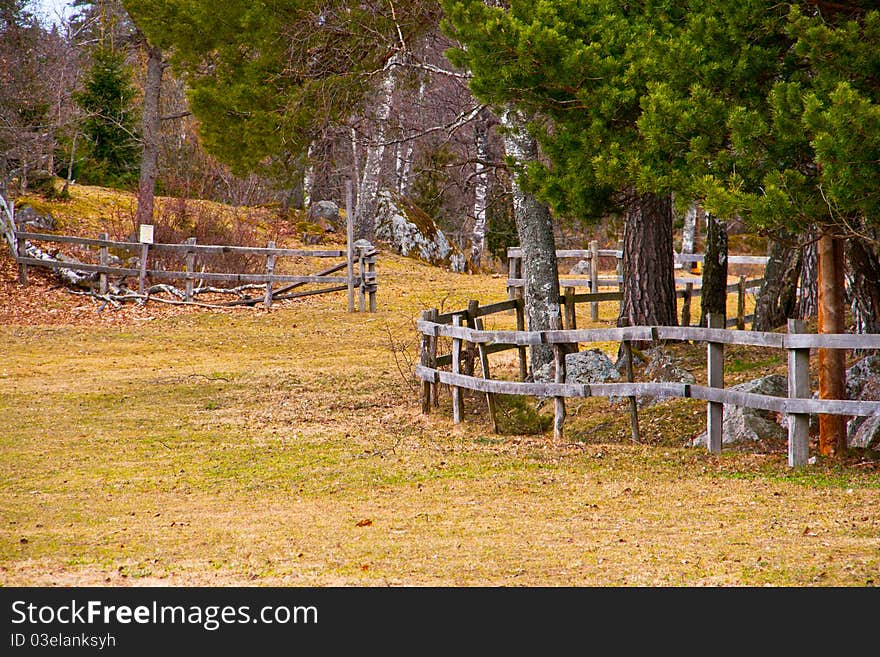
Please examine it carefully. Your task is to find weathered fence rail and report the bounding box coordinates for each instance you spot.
[10,227,377,311]
[506,242,766,328]
[417,296,880,468]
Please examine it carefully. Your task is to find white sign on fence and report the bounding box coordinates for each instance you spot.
[139,224,154,244]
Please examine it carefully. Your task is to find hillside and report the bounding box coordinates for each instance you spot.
[1,184,878,587]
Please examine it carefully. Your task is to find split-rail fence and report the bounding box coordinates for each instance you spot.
[416,294,880,468]
[507,241,767,329]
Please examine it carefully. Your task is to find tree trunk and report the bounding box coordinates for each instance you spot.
[135,40,163,228]
[698,213,729,329]
[817,231,847,457]
[500,108,561,376]
[617,191,678,337]
[752,235,801,332]
[470,107,490,270]
[354,53,399,241]
[797,232,818,319]
[845,235,880,335]
[681,200,701,273]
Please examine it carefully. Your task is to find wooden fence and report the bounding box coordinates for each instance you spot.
[416,295,880,468]
[507,242,767,328]
[9,225,377,311]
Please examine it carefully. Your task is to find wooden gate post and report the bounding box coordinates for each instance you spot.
[507,252,522,302]
[787,319,811,467]
[590,239,599,321]
[429,308,440,407]
[468,299,498,433]
[736,275,746,330]
[619,318,641,444]
[564,286,576,330]
[706,313,725,454]
[138,243,149,295]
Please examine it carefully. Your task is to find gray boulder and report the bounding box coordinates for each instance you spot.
[845,356,880,450]
[374,190,467,272]
[637,347,696,407]
[692,374,787,447]
[16,205,55,231]
[307,200,341,232]
[564,349,620,384]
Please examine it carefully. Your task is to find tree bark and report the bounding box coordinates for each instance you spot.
[698,213,729,329]
[845,234,880,335]
[617,191,678,337]
[135,39,163,228]
[681,200,701,273]
[354,53,400,241]
[797,232,818,319]
[470,107,491,270]
[817,231,847,457]
[500,107,561,376]
[753,235,801,332]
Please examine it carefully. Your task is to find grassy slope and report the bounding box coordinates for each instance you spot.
[0,184,878,587]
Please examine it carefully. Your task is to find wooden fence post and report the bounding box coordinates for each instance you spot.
[138,242,149,295]
[706,313,725,454]
[507,253,521,303]
[420,309,434,414]
[681,282,693,327]
[619,318,641,444]
[429,308,439,407]
[787,319,811,467]
[451,313,464,424]
[16,218,27,286]
[468,300,498,433]
[564,286,576,330]
[515,298,528,381]
[590,239,599,321]
[345,179,355,313]
[98,232,108,295]
[367,251,377,312]
[736,275,746,330]
[264,240,276,308]
[616,239,624,317]
[358,247,367,313]
[550,312,566,440]
[184,237,196,302]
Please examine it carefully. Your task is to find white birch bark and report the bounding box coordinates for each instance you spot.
[354,53,400,241]
[470,108,490,269]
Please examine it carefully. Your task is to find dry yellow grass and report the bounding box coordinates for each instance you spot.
[1,187,878,587]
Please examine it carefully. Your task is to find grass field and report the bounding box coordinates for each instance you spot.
[1,187,878,587]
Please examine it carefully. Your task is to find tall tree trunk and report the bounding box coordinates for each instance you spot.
[752,236,801,331]
[797,232,818,319]
[617,191,678,336]
[135,39,162,228]
[698,213,729,329]
[500,108,560,376]
[354,53,399,241]
[470,107,491,270]
[681,200,701,273]
[845,234,880,335]
[817,231,847,457]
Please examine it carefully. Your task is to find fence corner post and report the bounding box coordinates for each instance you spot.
[706,313,724,454]
[787,318,811,467]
